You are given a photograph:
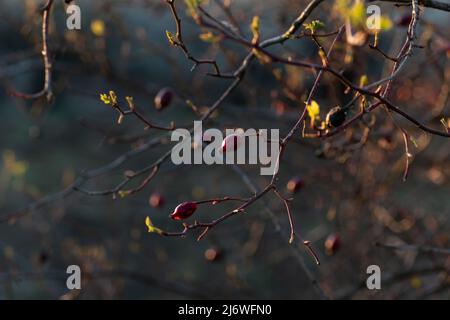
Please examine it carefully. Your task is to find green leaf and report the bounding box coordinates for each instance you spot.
[165,30,176,46]
[307,100,320,120]
[145,216,163,235]
[118,190,131,198]
[304,20,325,34]
[100,93,111,105]
[250,16,260,43]
[359,75,368,87]
[99,91,117,106]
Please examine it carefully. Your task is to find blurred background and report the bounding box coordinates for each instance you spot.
[0,0,449,299]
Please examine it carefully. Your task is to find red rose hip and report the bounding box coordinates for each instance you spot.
[154,87,174,110]
[170,201,198,220]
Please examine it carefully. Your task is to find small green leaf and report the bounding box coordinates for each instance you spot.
[250,16,260,43]
[304,20,325,34]
[145,216,163,235]
[307,100,320,120]
[99,91,117,106]
[165,30,176,46]
[118,190,131,198]
[359,75,368,87]
[100,93,111,105]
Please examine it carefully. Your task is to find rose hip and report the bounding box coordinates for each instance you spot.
[170,201,198,220]
[154,87,174,110]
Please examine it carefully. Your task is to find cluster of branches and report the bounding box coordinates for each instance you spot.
[3,0,450,299]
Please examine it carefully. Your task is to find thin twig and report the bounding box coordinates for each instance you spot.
[9,0,54,101]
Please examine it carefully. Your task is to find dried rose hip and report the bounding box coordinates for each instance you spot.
[154,87,174,110]
[286,176,305,193]
[325,233,341,255]
[170,201,198,220]
[149,192,165,208]
[326,106,346,128]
